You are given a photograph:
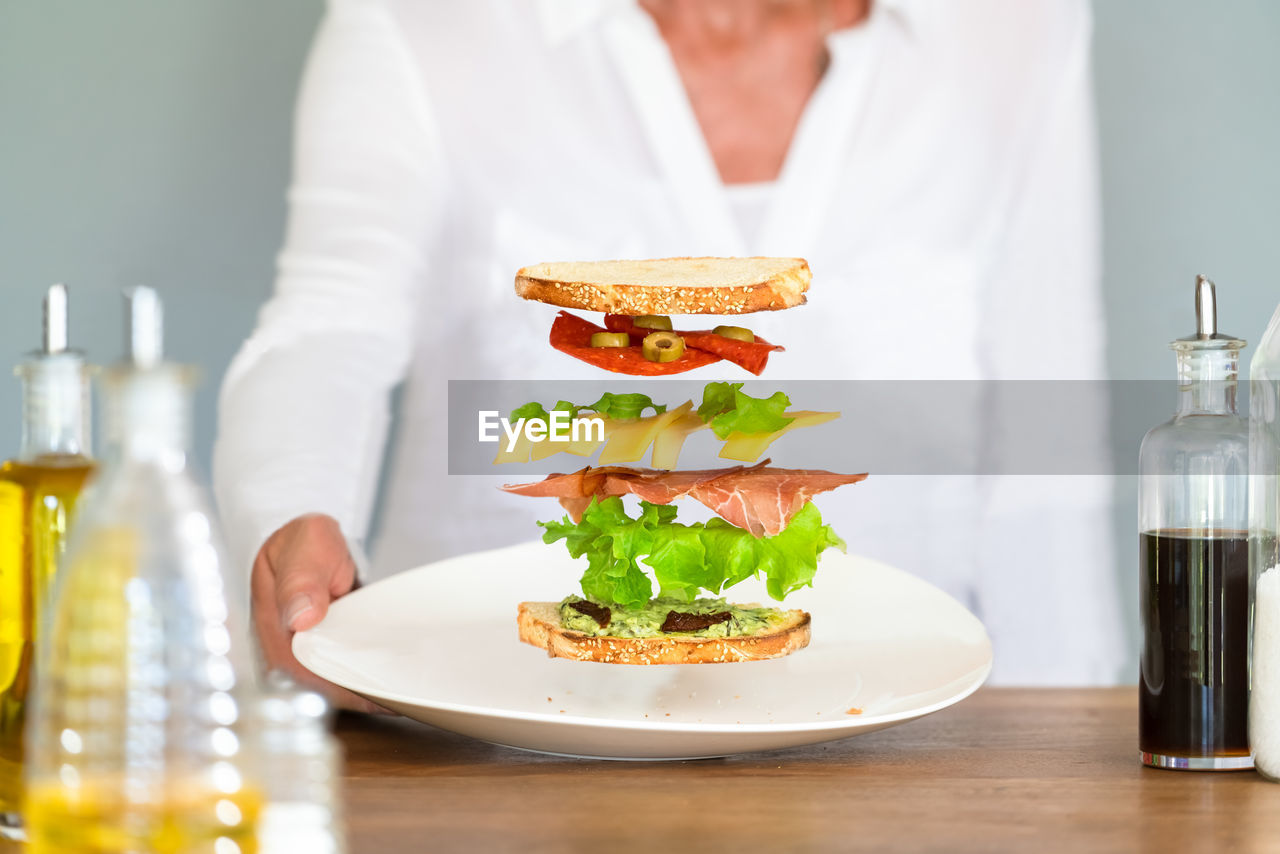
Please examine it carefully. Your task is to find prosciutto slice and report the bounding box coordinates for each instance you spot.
[502,461,867,537]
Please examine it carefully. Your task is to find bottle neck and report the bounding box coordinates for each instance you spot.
[101,365,194,467]
[17,354,91,461]
[1175,347,1239,416]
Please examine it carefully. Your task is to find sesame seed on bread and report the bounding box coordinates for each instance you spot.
[514,257,810,316]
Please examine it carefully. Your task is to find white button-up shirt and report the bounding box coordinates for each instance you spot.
[214,0,1125,683]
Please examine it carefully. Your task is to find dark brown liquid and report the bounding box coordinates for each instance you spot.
[1139,529,1249,759]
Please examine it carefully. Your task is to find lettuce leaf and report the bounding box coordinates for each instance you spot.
[584,392,666,421]
[509,401,551,423]
[753,502,846,599]
[695,381,740,422]
[696,382,795,439]
[540,498,654,608]
[539,498,845,608]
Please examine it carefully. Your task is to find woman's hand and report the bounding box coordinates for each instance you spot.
[251,513,388,714]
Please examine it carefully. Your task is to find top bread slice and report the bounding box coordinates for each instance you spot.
[515,257,810,315]
[517,601,811,665]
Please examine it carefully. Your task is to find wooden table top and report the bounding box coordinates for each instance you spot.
[338,686,1280,853]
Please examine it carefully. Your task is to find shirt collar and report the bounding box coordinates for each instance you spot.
[536,0,918,49]
[536,0,623,48]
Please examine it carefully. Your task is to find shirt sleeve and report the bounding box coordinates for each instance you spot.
[212,0,445,576]
[975,1,1128,684]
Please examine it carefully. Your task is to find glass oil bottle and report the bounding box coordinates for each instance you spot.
[24,288,261,853]
[1138,276,1251,770]
[254,674,347,854]
[0,285,94,837]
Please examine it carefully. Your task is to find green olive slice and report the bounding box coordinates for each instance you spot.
[633,315,673,331]
[642,331,685,363]
[713,325,755,343]
[590,332,631,348]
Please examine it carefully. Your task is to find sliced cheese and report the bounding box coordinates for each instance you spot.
[651,412,709,470]
[597,401,693,465]
[492,430,535,464]
[718,410,841,462]
[561,416,609,457]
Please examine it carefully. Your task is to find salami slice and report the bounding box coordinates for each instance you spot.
[549,312,720,376]
[680,330,781,377]
[602,313,648,343]
[603,314,783,376]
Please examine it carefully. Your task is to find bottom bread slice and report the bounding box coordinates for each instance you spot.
[517,601,811,664]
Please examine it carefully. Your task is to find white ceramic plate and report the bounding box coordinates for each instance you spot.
[294,541,992,760]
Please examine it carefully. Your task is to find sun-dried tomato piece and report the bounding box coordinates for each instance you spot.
[569,600,612,628]
[660,610,733,633]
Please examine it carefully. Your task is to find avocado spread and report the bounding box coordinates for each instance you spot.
[559,595,786,638]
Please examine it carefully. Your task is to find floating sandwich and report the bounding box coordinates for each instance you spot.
[505,257,865,664]
[516,257,809,376]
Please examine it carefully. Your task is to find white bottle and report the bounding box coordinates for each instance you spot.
[1249,297,1280,778]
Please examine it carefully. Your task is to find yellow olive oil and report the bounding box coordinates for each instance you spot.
[0,456,93,820]
[1,285,93,837]
[25,780,260,854]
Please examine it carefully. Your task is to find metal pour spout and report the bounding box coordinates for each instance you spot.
[1196,275,1218,339]
[1174,274,1243,350]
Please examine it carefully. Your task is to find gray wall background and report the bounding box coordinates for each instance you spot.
[1,2,1278,681]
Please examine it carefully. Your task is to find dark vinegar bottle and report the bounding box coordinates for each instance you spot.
[1138,276,1251,770]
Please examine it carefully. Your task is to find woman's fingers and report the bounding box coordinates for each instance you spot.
[264,514,355,632]
[251,514,390,714]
